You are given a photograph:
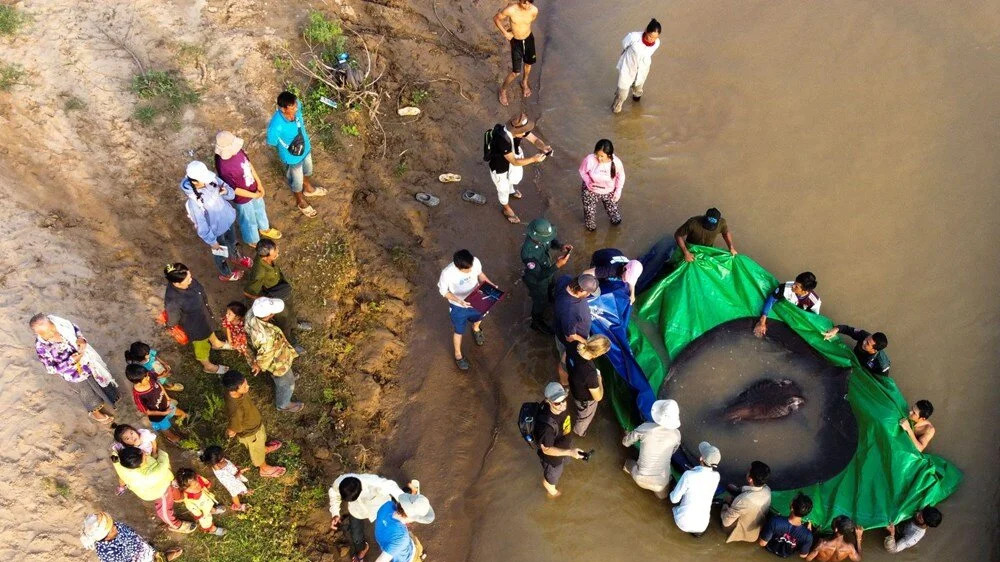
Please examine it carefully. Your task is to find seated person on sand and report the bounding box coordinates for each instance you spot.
[899,400,935,452]
[754,272,821,338]
[805,515,862,562]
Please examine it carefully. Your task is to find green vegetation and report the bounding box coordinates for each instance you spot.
[0,5,28,36]
[286,82,342,151]
[63,95,86,111]
[390,246,417,277]
[393,158,408,178]
[175,42,206,66]
[45,477,72,499]
[130,70,199,125]
[303,11,347,54]
[410,88,432,106]
[0,62,24,91]
[340,123,360,137]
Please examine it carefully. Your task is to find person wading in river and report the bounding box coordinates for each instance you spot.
[486,113,550,224]
[754,272,821,338]
[674,207,738,262]
[822,323,890,376]
[622,399,681,499]
[669,441,722,537]
[493,0,539,106]
[578,139,626,232]
[613,18,662,113]
[721,461,772,543]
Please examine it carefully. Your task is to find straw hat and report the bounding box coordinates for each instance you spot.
[215,131,245,160]
[80,512,114,550]
[507,112,535,135]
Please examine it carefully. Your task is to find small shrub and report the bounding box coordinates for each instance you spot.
[176,42,206,66]
[393,159,408,178]
[341,124,360,137]
[133,105,158,125]
[303,12,347,53]
[0,62,24,91]
[273,55,291,72]
[410,88,431,106]
[64,96,86,111]
[0,5,27,36]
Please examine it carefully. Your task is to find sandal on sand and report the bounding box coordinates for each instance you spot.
[299,205,318,218]
[462,190,486,205]
[165,547,184,561]
[265,440,283,453]
[511,190,523,200]
[304,187,328,198]
[260,466,287,478]
[415,193,440,207]
[502,209,521,224]
[259,228,282,240]
[438,173,461,183]
[89,411,114,424]
[473,328,485,346]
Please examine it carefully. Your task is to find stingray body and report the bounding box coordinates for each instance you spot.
[723,378,806,422]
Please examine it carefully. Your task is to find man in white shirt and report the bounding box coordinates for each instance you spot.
[437,250,496,371]
[329,473,408,561]
[622,399,681,499]
[669,441,721,537]
[884,506,942,553]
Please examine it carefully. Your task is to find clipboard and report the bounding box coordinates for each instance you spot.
[465,282,505,315]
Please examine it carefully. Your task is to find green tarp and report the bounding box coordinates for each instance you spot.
[616,245,962,530]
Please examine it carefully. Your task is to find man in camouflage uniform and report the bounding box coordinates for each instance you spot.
[520,218,573,335]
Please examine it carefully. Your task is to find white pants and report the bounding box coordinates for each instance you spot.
[490,164,523,205]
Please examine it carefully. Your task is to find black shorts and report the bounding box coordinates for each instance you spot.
[538,451,564,485]
[510,33,537,73]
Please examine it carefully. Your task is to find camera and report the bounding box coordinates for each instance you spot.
[579,449,595,462]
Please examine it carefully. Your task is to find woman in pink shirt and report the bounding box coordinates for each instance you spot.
[578,139,625,231]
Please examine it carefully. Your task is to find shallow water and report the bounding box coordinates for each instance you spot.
[464,1,1000,560]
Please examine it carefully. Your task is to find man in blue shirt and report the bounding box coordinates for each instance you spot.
[374,490,435,562]
[759,493,814,558]
[266,91,327,217]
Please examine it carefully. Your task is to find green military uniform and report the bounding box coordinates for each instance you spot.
[520,219,564,332]
[244,256,297,346]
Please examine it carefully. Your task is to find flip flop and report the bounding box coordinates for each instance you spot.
[265,440,283,453]
[397,106,421,116]
[260,466,287,478]
[511,190,523,199]
[304,187,328,198]
[502,209,521,224]
[438,173,461,183]
[462,190,486,205]
[415,193,440,207]
[89,411,114,424]
[299,205,318,217]
[163,382,184,392]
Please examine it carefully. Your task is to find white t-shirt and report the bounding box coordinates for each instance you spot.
[669,465,721,533]
[437,257,483,300]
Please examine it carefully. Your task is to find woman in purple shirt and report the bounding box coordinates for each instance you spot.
[214,131,281,248]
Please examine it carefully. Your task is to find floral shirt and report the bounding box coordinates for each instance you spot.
[222,316,249,354]
[94,522,156,562]
[35,325,91,383]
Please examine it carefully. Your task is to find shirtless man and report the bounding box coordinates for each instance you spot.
[494,0,539,106]
[806,515,862,561]
[899,400,935,452]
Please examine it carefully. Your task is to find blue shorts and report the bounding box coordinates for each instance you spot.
[285,152,314,193]
[449,304,483,334]
[150,410,176,432]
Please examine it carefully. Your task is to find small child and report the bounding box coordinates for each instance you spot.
[125,341,183,392]
[110,423,158,496]
[222,302,255,369]
[200,445,253,511]
[124,364,187,445]
[176,468,227,536]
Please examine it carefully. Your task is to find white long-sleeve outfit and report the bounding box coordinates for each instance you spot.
[616,32,660,92]
[669,465,720,533]
[329,473,405,522]
[622,422,680,493]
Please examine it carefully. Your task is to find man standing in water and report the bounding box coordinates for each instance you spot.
[754,272,822,338]
[494,0,539,106]
[899,400,935,452]
[613,19,662,113]
[674,208,738,262]
[822,323,890,376]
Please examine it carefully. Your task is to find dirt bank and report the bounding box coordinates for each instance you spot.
[0,0,500,559]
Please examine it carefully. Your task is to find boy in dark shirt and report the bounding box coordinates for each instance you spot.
[823,324,890,375]
[125,364,187,445]
[535,382,586,497]
[759,493,814,558]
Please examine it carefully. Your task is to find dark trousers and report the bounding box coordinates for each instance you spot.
[212,224,240,277]
[270,297,298,346]
[346,514,366,555]
[525,277,554,322]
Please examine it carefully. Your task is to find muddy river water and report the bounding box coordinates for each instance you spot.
[447,1,1000,561]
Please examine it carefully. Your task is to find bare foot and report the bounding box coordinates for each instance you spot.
[522,82,532,98]
[499,88,509,106]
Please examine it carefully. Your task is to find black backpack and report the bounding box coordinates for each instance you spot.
[483,124,505,162]
[518,401,557,448]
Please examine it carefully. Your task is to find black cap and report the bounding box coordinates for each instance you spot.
[703,208,722,230]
